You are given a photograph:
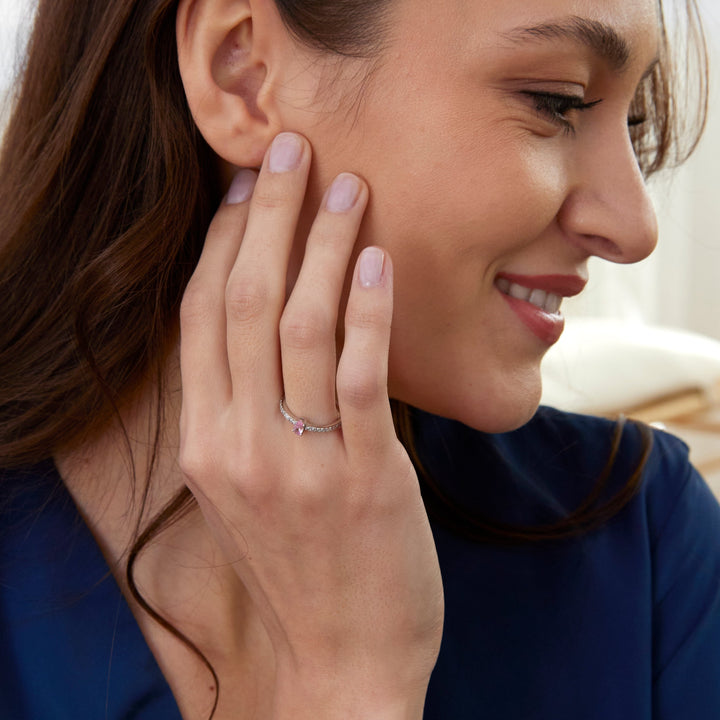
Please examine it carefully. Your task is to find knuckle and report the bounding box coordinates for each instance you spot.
[180,281,217,327]
[250,186,285,211]
[344,304,391,332]
[337,367,382,411]
[180,437,275,500]
[279,308,334,351]
[227,452,280,506]
[225,276,270,325]
[291,475,333,515]
[178,442,216,485]
[226,451,263,489]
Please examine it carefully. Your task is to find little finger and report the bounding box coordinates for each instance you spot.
[336,247,396,457]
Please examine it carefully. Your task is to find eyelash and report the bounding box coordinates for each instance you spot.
[522,91,649,135]
[522,91,602,135]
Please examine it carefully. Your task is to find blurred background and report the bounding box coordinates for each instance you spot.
[2,0,720,491]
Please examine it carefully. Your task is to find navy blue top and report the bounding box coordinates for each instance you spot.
[2,407,720,719]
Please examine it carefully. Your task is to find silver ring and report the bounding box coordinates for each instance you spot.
[280,397,342,436]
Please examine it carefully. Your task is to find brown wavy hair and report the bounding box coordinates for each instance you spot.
[0,0,710,714]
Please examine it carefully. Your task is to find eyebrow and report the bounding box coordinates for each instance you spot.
[502,16,634,72]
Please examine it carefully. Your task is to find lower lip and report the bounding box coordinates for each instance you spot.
[500,292,565,345]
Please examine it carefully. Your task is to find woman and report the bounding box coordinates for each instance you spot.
[1,0,718,718]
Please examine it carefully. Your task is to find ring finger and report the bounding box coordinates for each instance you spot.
[279,172,369,428]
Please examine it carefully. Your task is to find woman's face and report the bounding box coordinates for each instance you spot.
[278,0,661,431]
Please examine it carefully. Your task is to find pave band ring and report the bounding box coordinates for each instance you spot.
[279,397,342,436]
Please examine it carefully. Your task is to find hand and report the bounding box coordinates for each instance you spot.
[178,132,444,719]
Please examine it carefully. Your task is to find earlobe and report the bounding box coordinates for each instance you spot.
[176,0,284,167]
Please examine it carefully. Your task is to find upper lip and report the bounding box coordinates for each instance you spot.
[495,273,587,297]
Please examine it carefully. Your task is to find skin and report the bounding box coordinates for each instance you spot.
[330,0,660,432]
[186,0,660,433]
[57,0,661,718]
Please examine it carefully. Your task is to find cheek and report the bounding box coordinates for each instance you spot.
[364,135,568,415]
[361,130,569,268]
[460,134,569,246]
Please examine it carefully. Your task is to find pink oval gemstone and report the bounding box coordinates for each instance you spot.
[292,420,305,436]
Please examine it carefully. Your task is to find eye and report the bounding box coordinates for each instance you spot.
[628,114,648,127]
[520,91,602,135]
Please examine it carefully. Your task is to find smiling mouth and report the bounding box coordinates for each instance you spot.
[495,277,563,315]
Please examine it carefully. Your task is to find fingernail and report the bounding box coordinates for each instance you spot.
[359,247,385,288]
[226,169,257,204]
[326,174,360,213]
[269,133,303,173]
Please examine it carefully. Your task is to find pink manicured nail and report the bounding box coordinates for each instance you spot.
[226,169,257,204]
[269,133,303,173]
[359,247,385,287]
[326,174,360,213]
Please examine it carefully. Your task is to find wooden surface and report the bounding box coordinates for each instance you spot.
[599,386,720,500]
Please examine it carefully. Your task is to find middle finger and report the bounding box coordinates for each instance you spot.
[225,132,311,400]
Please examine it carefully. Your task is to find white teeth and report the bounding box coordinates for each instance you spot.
[497,279,563,315]
[508,283,532,301]
[545,294,562,314]
[529,289,548,308]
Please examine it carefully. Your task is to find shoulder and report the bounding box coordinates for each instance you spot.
[630,427,720,714]
[530,408,720,547]
[505,407,720,541]
[422,408,720,717]
[491,408,720,711]
[414,404,715,534]
[526,408,718,537]
[509,406,696,502]
[520,404,679,471]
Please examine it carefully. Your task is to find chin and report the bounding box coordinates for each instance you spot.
[453,395,540,434]
[393,374,543,435]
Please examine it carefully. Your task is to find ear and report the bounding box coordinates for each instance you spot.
[176,0,290,167]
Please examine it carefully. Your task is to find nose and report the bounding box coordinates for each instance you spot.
[557,128,658,264]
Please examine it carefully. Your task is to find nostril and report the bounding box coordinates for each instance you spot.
[582,234,623,260]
